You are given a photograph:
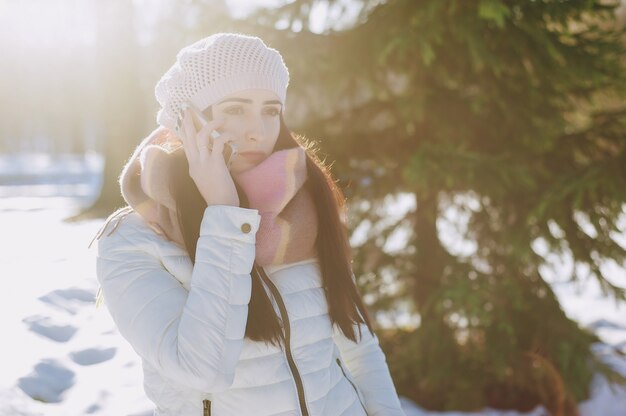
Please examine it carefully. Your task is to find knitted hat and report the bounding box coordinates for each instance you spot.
[155,33,290,130]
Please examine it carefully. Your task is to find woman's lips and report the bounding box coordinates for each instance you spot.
[239,151,266,162]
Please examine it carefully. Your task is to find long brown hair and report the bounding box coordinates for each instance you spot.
[168,113,373,347]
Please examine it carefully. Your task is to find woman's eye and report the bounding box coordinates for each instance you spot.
[224,106,244,116]
[264,108,280,116]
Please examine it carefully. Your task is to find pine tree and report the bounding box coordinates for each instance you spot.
[244,0,626,412]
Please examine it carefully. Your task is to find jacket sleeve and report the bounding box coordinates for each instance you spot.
[96,205,260,393]
[333,322,406,416]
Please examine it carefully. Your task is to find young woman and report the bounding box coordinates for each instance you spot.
[94,33,405,416]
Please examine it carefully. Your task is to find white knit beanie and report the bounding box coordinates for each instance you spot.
[155,33,290,130]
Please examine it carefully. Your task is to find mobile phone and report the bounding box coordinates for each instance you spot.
[176,102,238,168]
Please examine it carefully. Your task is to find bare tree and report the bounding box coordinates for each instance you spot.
[70,0,146,220]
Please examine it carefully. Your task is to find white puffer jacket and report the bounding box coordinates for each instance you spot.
[96,205,406,416]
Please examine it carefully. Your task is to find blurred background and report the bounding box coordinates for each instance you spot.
[1,0,626,415]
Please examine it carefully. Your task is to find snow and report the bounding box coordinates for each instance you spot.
[0,153,624,415]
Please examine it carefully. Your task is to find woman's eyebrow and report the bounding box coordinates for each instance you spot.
[217,98,282,105]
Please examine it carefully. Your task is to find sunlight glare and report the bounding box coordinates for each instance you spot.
[2,0,95,49]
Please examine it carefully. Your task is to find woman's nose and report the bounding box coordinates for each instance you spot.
[244,117,266,142]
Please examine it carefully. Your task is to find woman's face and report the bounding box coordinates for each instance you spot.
[205,88,282,174]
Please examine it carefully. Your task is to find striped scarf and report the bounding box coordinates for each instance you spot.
[234,147,318,266]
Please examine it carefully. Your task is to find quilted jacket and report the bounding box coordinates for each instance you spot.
[95,205,406,416]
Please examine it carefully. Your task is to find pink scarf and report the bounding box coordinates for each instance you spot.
[233,147,318,266]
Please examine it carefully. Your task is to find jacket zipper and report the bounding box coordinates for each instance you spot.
[203,399,211,415]
[256,266,310,416]
[336,358,368,414]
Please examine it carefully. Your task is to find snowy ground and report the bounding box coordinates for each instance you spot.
[0,153,625,416]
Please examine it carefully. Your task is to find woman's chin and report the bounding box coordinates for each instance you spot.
[230,157,265,174]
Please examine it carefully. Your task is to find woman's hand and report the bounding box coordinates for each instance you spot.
[179,109,240,207]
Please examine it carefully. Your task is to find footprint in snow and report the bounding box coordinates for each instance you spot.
[38,287,95,315]
[70,347,116,366]
[17,359,75,403]
[84,391,110,414]
[23,315,78,342]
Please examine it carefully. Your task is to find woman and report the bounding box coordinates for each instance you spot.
[94,33,405,416]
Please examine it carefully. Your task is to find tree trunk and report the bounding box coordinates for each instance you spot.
[413,190,446,314]
[69,0,145,221]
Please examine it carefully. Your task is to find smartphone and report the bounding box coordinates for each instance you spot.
[175,102,238,168]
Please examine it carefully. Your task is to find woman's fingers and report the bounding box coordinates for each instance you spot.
[179,109,232,172]
[196,119,226,157]
[195,123,214,155]
[209,131,232,162]
[174,111,238,206]
[182,108,201,157]
[178,108,197,164]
